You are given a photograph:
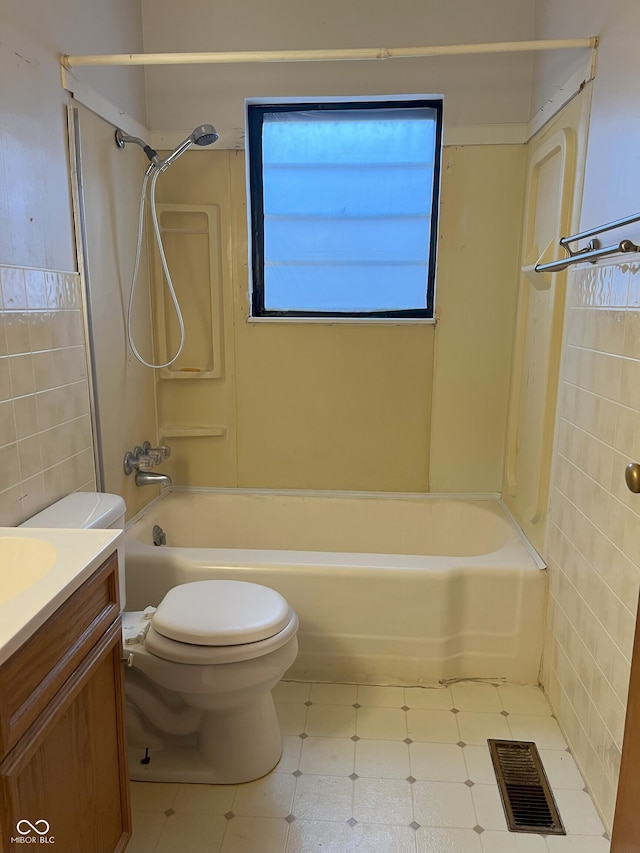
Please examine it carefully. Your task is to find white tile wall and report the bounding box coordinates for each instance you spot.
[544,260,640,831]
[0,264,96,525]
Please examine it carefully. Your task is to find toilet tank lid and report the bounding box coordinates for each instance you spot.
[20,492,126,529]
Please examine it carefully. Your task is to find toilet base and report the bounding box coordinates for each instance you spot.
[127,692,283,784]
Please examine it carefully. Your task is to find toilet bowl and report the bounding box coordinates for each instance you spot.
[21,492,300,784]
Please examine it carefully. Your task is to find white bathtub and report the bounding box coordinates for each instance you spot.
[124,488,546,685]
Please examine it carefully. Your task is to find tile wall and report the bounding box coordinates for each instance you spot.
[0,264,96,525]
[544,260,640,828]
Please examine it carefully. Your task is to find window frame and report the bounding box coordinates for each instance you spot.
[246,96,443,321]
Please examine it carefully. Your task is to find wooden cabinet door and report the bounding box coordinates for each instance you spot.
[0,622,131,853]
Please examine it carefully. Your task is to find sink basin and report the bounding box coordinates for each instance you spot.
[0,536,58,604]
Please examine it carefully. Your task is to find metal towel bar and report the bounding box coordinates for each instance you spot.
[535,210,640,274]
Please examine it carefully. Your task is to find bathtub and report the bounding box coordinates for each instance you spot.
[124,488,546,685]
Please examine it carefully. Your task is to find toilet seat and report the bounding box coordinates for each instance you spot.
[152,580,291,645]
[144,610,299,664]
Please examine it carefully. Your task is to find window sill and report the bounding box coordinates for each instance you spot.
[247,316,436,326]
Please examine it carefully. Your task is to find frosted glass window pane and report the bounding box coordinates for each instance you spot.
[248,99,442,317]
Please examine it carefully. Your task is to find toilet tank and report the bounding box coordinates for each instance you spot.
[21,492,127,608]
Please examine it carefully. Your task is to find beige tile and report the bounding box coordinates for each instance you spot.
[409,742,467,782]
[285,820,353,853]
[545,834,611,852]
[357,707,407,741]
[306,704,356,738]
[232,773,296,818]
[0,400,16,446]
[415,826,482,853]
[497,685,553,715]
[479,829,548,851]
[129,781,179,812]
[275,702,307,735]
[537,749,585,790]
[404,686,453,710]
[0,357,11,402]
[470,783,508,831]
[221,816,288,853]
[507,715,568,749]
[299,736,355,776]
[357,685,405,708]
[412,780,477,828]
[5,311,31,355]
[310,683,358,705]
[406,709,459,743]
[451,683,502,713]
[273,681,312,703]
[125,810,167,853]
[274,735,303,774]
[456,712,510,746]
[172,783,237,815]
[155,812,227,853]
[352,777,413,824]
[355,738,411,780]
[9,353,35,396]
[292,774,354,821]
[13,393,38,438]
[462,745,496,785]
[552,788,606,836]
[350,823,418,853]
[0,443,20,492]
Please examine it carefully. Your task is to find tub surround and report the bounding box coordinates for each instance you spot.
[124,489,546,686]
[0,526,121,664]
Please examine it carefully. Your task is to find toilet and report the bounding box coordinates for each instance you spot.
[21,492,299,784]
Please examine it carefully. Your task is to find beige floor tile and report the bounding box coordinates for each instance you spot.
[220,816,289,853]
[351,823,418,853]
[462,745,497,785]
[285,819,354,853]
[154,812,227,853]
[406,708,459,743]
[412,780,477,828]
[470,784,509,831]
[353,777,414,824]
[551,788,606,836]
[292,774,354,821]
[404,686,454,711]
[355,738,411,780]
[456,711,511,745]
[299,736,355,775]
[545,835,611,852]
[451,683,502,713]
[538,749,585,790]
[409,742,468,782]
[275,702,308,735]
[173,783,237,815]
[507,715,568,749]
[497,685,553,715]
[125,811,167,853]
[310,683,358,705]
[415,826,482,853]
[356,706,408,740]
[274,735,303,774]
[232,772,296,818]
[129,781,179,813]
[305,704,357,737]
[273,681,312,703]
[357,685,405,708]
[479,829,548,851]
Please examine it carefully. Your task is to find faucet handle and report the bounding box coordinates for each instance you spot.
[146,444,171,463]
[136,454,157,472]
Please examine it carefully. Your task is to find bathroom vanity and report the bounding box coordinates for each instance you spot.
[0,530,130,853]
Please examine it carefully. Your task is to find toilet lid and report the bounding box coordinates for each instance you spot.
[151,580,292,646]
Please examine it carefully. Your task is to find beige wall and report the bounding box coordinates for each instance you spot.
[429,144,525,493]
[152,143,524,493]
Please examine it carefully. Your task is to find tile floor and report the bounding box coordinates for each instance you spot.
[126,681,611,853]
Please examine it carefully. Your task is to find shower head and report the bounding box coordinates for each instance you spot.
[156,124,219,171]
[114,128,159,166]
[114,124,219,171]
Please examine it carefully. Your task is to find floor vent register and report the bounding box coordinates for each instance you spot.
[488,739,566,835]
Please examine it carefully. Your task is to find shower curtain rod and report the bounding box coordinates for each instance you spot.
[61,37,597,68]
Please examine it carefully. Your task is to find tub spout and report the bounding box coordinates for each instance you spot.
[135,470,172,487]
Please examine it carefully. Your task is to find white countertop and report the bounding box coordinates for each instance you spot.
[0,527,122,666]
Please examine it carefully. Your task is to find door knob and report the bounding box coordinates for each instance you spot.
[625,462,640,493]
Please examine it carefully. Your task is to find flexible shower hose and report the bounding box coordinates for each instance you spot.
[127,165,185,369]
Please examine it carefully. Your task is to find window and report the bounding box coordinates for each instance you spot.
[246,97,443,319]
